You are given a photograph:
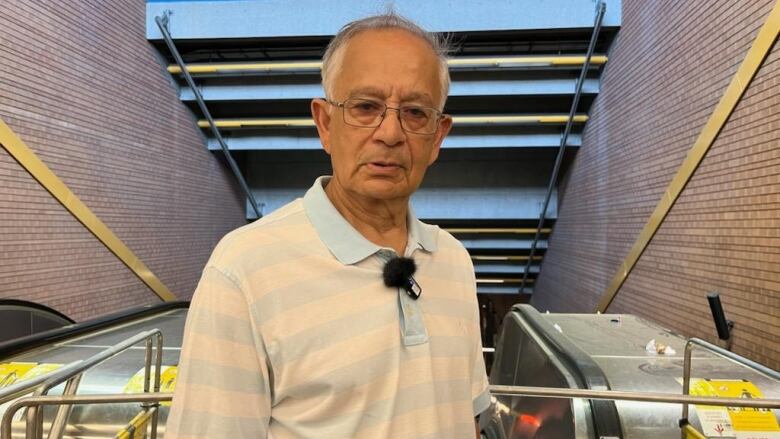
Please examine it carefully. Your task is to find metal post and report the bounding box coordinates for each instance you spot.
[154,12,262,219]
[520,1,607,293]
[46,374,82,439]
[24,404,41,439]
[681,340,694,437]
[150,332,164,439]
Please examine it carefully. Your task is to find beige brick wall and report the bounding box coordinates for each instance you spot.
[533,0,780,369]
[0,1,246,321]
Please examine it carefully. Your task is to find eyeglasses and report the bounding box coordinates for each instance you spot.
[327,98,444,135]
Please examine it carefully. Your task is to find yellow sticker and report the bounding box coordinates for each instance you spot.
[0,362,63,388]
[123,366,177,407]
[0,362,37,388]
[691,379,780,438]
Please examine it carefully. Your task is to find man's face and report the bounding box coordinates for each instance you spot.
[312,28,452,202]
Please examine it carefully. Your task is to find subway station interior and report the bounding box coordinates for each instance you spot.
[1,0,780,437]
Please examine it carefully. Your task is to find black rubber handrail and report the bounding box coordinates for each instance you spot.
[0,299,75,324]
[0,301,189,360]
[512,304,624,438]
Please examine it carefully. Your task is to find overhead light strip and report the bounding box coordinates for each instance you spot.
[168,55,608,75]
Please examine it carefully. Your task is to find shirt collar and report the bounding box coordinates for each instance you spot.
[303,176,438,265]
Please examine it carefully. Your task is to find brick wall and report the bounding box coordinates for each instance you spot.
[533,0,780,369]
[0,1,246,321]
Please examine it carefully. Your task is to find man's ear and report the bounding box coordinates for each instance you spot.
[311,98,333,154]
[428,114,452,165]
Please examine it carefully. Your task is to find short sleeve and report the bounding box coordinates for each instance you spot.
[166,267,273,438]
[466,254,491,416]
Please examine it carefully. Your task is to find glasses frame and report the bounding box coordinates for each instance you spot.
[326,98,445,135]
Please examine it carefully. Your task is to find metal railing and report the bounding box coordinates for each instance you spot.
[4,384,779,439]
[0,329,163,439]
[487,384,780,408]
[2,393,172,439]
[4,335,779,438]
[680,337,780,439]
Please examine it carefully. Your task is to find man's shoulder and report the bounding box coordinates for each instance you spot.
[209,198,315,266]
[429,224,470,259]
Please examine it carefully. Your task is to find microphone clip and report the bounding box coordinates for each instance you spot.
[404,277,422,300]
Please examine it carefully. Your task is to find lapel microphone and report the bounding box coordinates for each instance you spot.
[382,257,422,300]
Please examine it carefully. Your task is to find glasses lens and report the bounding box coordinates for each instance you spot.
[344,99,384,126]
[341,99,440,134]
[400,106,437,134]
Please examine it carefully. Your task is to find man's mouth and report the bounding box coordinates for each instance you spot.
[365,161,404,174]
[370,161,402,168]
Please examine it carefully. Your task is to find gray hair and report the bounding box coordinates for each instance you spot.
[321,12,452,110]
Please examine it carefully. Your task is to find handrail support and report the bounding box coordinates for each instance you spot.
[520,1,607,293]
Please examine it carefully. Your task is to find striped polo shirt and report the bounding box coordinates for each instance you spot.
[166,176,490,439]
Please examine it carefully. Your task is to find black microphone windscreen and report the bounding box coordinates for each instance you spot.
[383,257,417,288]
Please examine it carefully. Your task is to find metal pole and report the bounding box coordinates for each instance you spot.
[520,1,606,293]
[150,332,164,439]
[143,337,152,394]
[46,373,82,439]
[681,341,694,424]
[154,12,262,219]
[487,385,780,408]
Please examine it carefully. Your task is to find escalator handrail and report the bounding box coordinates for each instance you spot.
[0,299,75,324]
[512,304,624,438]
[0,301,188,360]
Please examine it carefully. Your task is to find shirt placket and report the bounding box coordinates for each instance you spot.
[377,245,428,346]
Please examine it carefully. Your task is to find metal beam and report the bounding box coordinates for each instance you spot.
[198,114,588,129]
[146,0,621,40]
[594,0,780,312]
[479,285,535,295]
[474,264,541,275]
[246,187,558,220]
[207,132,582,151]
[179,78,600,101]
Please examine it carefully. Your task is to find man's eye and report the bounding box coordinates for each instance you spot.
[403,107,429,119]
[351,101,382,112]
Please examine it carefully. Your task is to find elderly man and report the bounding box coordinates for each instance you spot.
[166,12,490,439]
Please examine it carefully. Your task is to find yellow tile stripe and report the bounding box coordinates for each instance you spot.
[595,1,780,312]
[196,115,587,129]
[0,119,176,302]
[168,55,608,74]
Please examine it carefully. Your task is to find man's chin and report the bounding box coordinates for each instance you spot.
[356,180,412,202]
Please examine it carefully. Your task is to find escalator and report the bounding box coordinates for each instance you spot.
[0,302,188,438]
[481,304,780,439]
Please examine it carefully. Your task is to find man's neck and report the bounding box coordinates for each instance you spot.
[325,179,409,256]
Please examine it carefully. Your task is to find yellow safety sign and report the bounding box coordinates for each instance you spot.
[0,362,63,388]
[690,379,780,439]
[123,366,177,406]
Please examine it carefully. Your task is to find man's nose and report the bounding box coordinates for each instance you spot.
[374,107,406,146]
